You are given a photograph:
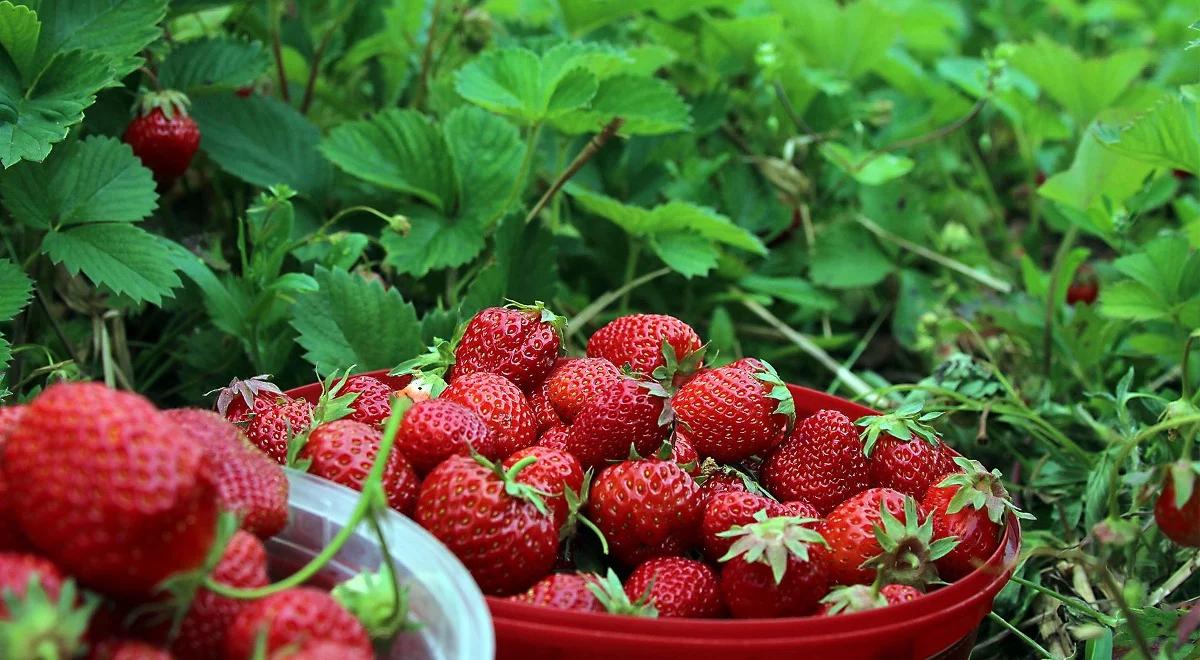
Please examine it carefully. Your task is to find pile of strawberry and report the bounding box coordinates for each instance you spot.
[0,385,388,659]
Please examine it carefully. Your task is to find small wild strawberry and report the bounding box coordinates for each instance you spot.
[123,90,200,185]
[1154,461,1200,548]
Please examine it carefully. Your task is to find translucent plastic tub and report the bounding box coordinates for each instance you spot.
[273,469,494,660]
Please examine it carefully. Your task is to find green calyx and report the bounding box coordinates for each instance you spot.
[752,359,797,427]
[505,299,568,338]
[585,570,657,617]
[136,89,191,119]
[389,338,455,384]
[935,457,1035,524]
[145,511,241,636]
[475,453,553,518]
[855,400,944,457]
[717,510,827,584]
[651,339,708,391]
[332,566,417,639]
[861,497,958,588]
[286,367,365,470]
[819,584,889,615]
[697,458,776,500]
[560,471,610,555]
[0,578,96,660]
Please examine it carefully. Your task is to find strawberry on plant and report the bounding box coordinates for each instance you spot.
[1154,460,1200,547]
[172,530,269,660]
[123,90,200,185]
[441,372,537,456]
[762,409,870,515]
[547,357,623,423]
[857,403,958,499]
[510,573,604,612]
[717,510,829,618]
[298,420,420,516]
[624,557,722,618]
[211,375,284,423]
[164,409,289,538]
[395,398,500,474]
[341,375,394,426]
[562,377,670,470]
[672,360,795,463]
[5,383,218,599]
[586,314,703,377]
[452,303,565,392]
[225,587,371,658]
[415,454,560,595]
[246,395,315,464]
[921,457,1032,580]
[819,583,923,615]
[586,456,703,566]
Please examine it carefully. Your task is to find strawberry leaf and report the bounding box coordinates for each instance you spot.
[550,74,691,136]
[41,223,182,305]
[157,36,269,95]
[0,258,33,323]
[455,44,598,124]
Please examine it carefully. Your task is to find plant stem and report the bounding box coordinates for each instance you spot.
[34,289,85,372]
[856,94,989,170]
[565,268,671,340]
[618,238,641,313]
[1106,413,1200,516]
[986,611,1056,659]
[525,118,624,225]
[300,0,359,114]
[496,123,543,224]
[412,0,442,111]
[854,215,1012,293]
[1008,576,1119,625]
[269,0,290,102]
[1042,225,1078,379]
[1183,331,1197,402]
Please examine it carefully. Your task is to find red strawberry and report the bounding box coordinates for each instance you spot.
[415,454,559,595]
[396,398,500,475]
[0,405,25,441]
[341,375,394,426]
[762,409,870,514]
[89,639,173,660]
[0,552,65,616]
[727,357,765,372]
[672,361,794,463]
[164,409,289,537]
[562,378,669,470]
[453,303,564,391]
[441,372,537,456]
[858,406,957,499]
[172,531,269,660]
[672,434,700,473]
[510,573,604,612]
[700,491,814,562]
[921,457,1031,580]
[820,489,955,587]
[547,357,623,423]
[1156,463,1200,547]
[537,425,570,451]
[0,406,28,550]
[586,314,702,376]
[5,383,218,599]
[819,583,923,615]
[503,446,584,526]
[123,91,200,185]
[246,396,314,464]
[269,640,373,660]
[587,457,703,566]
[225,587,371,658]
[717,512,830,618]
[211,375,284,423]
[529,365,565,431]
[300,420,419,516]
[624,557,722,618]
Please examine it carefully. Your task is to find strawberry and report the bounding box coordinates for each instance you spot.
[452,303,565,392]
[0,553,92,658]
[529,364,565,431]
[225,587,371,658]
[672,434,700,473]
[502,446,584,527]
[441,372,537,456]
[672,361,794,463]
[562,378,669,470]
[172,530,269,660]
[0,406,28,550]
[701,491,794,562]
[510,573,604,612]
[246,395,315,464]
[624,557,722,618]
[587,457,703,566]
[921,457,1032,580]
[340,375,394,426]
[5,383,218,599]
[211,375,284,423]
[1154,461,1200,547]
[547,357,623,423]
[1066,265,1099,305]
[164,409,289,537]
[123,91,200,185]
[762,409,870,515]
[269,640,373,660]
[89,639,173,660]
[415,454,559,595]
[858,404,957,499]
[299,420,420,516]
[586,314,703,376]
[717,511,829,618]
[395,398,500,475]
[820,490,956,587]
[819,583,923,615]
[0,552,65,616]
[0,405,25,441]
[537,425,570,451]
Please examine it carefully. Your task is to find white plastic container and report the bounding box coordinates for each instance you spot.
[270,469,494,660]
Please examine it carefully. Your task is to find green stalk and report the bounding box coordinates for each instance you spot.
[986,612,1056,659]
[1106,413,1200,517]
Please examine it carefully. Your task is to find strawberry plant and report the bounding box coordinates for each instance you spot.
[0,0,1199,657]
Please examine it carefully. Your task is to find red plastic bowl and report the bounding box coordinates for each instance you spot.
[288,373,1021,660]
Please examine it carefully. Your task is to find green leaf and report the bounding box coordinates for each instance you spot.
[739,275,837,311]
[41,223,181,304]
[442,105,525,222]
[774,0,897,80]
[454,45,598,124]
[551,74,691,136]
[568,187,766,254]
[649,232,717,278]
[1100,235,1200,322]
[1093,94,1200,175]
[0,136,156,229]
[31,0,167,77]
[191,94,332,198]
[380,211,486,277]
[810,223,893,289]
[157,37,269,94]
[1039,131,1153,214]
[0,1,40,81]
[1010,37,1149,126]
[462,214,560,314]
[819,142,914,186]
[0,258,33,322]
[320,109,457,213]
[290,266,423,375]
